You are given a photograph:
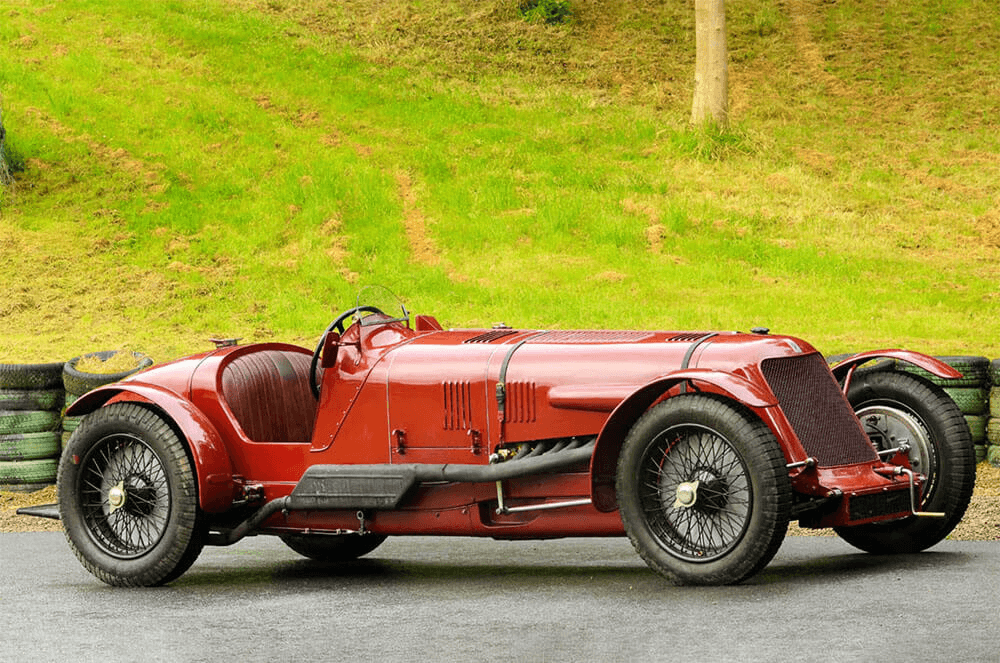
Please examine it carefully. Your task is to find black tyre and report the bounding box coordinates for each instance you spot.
[280,533,388,561]
[0,458,58,485]
[0,388,65,411]
[836,371,975,553]
[0,431,61,461]
[58,403,204,587]
[0,362,65,390]
[615,395,791,585]
[0,409,61,435]
[62,351,153,396]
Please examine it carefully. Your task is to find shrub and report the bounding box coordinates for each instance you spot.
[519,0,572,25]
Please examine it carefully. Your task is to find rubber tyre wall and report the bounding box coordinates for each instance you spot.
[0,363,66,490]
[0,388,64,411]
[0,410,61,435]
[0,363,65,390]
[985,361,1000,467]
[62,351,152,396]
[0,432,61,461]
[0,458,59,486]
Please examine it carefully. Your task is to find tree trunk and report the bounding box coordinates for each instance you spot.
[690,0,729,128]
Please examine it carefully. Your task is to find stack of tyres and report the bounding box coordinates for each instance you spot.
[987,361,1000,466]
[896,356,991,463]
[62,351,153,447]
[0,362,66,491]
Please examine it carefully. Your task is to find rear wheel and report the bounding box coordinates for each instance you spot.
[280,533,387,561]
[835,371,975,553]
[616,395,791,585]
[58,403,205,586]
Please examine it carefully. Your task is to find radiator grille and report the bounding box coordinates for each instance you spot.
[761,354,877,467]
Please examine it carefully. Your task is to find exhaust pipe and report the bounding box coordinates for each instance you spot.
[207,439,595,546]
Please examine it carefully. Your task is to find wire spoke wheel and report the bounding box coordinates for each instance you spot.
[639,425,752,561]
[80,433,171,558]
[59,403,204,586]
[617,395,790,585]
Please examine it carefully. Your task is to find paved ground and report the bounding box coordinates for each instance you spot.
[2,533,999,662]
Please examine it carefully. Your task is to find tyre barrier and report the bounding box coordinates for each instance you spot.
[61,350,153,461]
[0,362,65,491]
[62,351,153,397]
[0,352,152,493]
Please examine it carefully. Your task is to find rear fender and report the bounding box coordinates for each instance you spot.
[829,350,962,384]
[66,384,235,513]
[589,369,778,512]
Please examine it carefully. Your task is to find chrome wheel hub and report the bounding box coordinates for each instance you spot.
[673,480,700,508]
[108,481,126,514]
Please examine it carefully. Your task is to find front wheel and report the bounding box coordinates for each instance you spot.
[58,403,205,587]
[616,395,792,585]
[834,371,975,553]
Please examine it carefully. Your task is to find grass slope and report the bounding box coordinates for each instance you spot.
[1,0,998,363]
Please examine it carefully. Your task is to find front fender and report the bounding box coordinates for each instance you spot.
[67,384,235,513]
[589,369,779,512]
[829,349,962,382]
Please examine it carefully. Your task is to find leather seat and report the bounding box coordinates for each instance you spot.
[221,349,317,442]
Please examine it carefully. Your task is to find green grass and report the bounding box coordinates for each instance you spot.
[1,0,998,364]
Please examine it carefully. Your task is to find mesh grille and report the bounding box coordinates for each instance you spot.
[761,354,877,467]
[529,331,654,344]
[849,489,910,521]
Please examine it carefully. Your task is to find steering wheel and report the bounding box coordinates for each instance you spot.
[309,305,385,399]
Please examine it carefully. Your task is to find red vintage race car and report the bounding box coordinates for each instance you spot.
[42,289,975,586]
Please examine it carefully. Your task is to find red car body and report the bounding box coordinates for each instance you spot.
[55,302,975,586]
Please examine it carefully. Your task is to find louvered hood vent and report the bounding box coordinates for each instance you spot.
[528,331,655,344]
[463,329,519,344]
[667,332,713,342]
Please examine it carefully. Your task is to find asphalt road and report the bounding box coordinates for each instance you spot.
[2,533,999,662]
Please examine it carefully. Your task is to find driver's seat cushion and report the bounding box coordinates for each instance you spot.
[221,349,317,443]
